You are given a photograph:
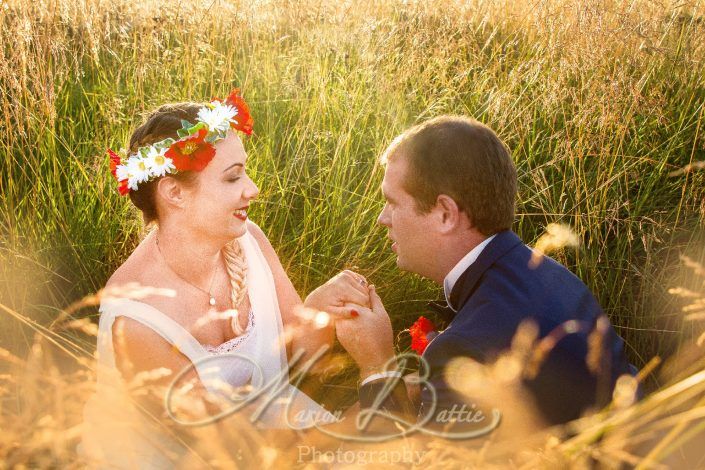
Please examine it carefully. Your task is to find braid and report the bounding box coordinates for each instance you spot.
[223,239,248,334]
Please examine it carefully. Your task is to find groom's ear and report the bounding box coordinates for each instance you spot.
[435,194,465,233]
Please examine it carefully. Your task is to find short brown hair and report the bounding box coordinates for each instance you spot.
[126,103,202,226]
[381,116,517,236]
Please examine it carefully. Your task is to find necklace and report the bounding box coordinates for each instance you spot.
[155,235,219,307]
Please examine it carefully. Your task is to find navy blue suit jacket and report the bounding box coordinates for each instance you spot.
[360,230,634,426]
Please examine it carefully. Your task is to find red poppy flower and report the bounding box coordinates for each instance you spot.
[107,149,130,196]
[224,88,254,135]
[409,316,437,355]
[107,149,121,178]
[165,129,216,172]
[117,179,130,196]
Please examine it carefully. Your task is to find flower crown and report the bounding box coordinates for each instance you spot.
[108,89,253,196]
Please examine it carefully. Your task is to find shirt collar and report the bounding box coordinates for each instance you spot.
[443,234,496,311]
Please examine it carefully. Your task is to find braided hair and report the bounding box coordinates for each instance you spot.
[223,239,248,334]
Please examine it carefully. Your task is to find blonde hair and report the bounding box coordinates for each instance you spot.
[223,239,248,334]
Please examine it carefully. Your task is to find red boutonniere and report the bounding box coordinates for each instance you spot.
[224,88,254,135]
[409,316,438,355]
[165,128,216,172]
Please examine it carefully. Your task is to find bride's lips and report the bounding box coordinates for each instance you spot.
[233,207,248,221]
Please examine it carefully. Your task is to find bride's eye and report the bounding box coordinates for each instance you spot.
[227,177,241,183]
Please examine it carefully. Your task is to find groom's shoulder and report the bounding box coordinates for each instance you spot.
[485,235,592,296]
[425,328,495,364]
[451,234,601,326]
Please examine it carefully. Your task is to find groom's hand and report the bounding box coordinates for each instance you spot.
[304,270,371,317]
[335,286,397,379]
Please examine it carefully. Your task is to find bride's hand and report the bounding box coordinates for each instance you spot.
[304,270,371,317]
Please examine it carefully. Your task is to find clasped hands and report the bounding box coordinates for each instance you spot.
[304,270,397,380]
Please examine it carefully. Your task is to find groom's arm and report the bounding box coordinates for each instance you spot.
[354,334,469,428]
[354,372,418,436]
[357,331,500,436]
[336,286,496,435]
[359,373,416,414]
[415,332,490,428]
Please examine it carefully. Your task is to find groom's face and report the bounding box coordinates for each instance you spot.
[378,156,436,276]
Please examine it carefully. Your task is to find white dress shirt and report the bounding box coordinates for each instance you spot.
[443,234,496,311]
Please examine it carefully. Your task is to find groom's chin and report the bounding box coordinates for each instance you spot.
[395,257,425,277]
[391,247,412,271]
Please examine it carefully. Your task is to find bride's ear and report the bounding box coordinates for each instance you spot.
[156,176,188,209]
[435,194,465,233]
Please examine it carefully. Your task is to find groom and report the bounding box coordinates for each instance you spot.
[335,116,635,432]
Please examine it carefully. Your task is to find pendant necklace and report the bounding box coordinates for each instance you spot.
[155,235,218,307]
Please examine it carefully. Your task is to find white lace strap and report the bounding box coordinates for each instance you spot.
[99,297,207,362]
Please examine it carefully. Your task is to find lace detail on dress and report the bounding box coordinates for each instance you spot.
[203,308,255,354]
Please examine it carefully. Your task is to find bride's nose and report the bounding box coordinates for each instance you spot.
[243,175,259,200]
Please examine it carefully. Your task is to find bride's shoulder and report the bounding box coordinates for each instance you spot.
[104,257,150,291]
[246,220,272,248]
[102,263,182,380]
[246,220,278,258]
[246,219,265,238]
[104,235,158,290]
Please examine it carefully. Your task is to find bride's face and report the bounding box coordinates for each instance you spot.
[183,131,259,240]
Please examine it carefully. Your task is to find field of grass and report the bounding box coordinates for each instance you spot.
[1,0,705,466]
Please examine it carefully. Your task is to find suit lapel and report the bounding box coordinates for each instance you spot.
[448,230,523,311]
[426,300,455,324]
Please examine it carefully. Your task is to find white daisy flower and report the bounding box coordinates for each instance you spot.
[197,102,239,133]
[115,164,130,182]
[126,156,150,190]
[144,146,175,177]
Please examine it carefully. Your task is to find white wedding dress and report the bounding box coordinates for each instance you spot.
[78,228,336,469]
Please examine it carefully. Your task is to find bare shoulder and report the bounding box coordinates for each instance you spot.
[112,315,189,383]
[246,220,278,259]
[246,220,270,246]
[112,315,169,356]
[104,263,140,290]
[106,241,188,382]
[104,236,157,290]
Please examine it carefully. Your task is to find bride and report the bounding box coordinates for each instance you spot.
[78,89,370,468]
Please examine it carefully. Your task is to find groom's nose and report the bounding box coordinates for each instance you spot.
[377,203,391,227]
